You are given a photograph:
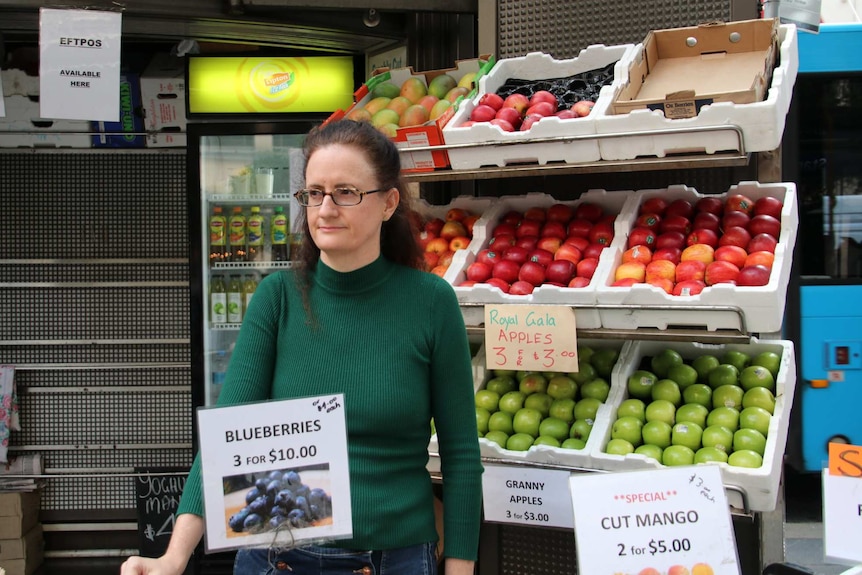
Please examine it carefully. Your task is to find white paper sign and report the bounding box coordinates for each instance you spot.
[38,8,122,121]
[570,466,740,575]
[482,464,574,529]
[197,394,352,552]
[823,468,862,565]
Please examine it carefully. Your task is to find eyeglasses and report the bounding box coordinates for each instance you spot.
[293,186,387,207]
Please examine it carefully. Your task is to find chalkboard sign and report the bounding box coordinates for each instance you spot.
[135,467,187,558]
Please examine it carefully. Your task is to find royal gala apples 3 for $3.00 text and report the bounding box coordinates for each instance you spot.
[612,192,785,294]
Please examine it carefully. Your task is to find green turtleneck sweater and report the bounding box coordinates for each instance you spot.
[178,256,483,559]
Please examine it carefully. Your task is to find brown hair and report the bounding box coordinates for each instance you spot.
[293,120,424,290]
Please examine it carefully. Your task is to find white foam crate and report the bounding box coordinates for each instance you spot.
[588,338,796,512]
[444,190,634,330]
[414,194,497,257]
[595,181,798,333]
[0,95,90,148]
[595,24,798,160]
[1,69,39,97]
[441,45,636,170]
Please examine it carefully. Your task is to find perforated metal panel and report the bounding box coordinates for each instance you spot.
[500,525,577,574]
[496,0,735,58]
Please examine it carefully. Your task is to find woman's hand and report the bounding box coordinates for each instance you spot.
[120,514,204,575]
[444,557,476,575]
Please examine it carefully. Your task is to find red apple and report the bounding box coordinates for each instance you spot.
[582,243,605,260]
[753,196,784,219]
[686,228,719,249]
[589,222,615,246]
[725,193,755,215]
[536,236,562,254]
[555,109,578,119]
[476,248,502,267]
[745,251,775,270]
[680,244,715,264]
[659,215,692,236]
[519,113,544,131]
[748,233,778,254]
[424,218,445,235]
[526,101,556,117]
[491,259,520,283]
[494,107,522,129]
[492,222,518,237]
[705,260,740,286]
[572,100,594,117]
[628,227,657,249]
[500,210,522,227]
[484,277,510,293]
[529,90,558,109]
[540,221,567,239]
[568,276,591,288]
[655,231,686,251]
[478,92,504,111]
[673,279,706,296]
[612,277,640,287]
[445,208,469,222]
[503,245,531,264]
[547,203,574,223]
[545,259,576,284]
[502,93,530,115]
[566,219,593,238]
[563,236,590,252]
[714,245,748,268]
[695,196,724,216]
[645,259,676,283]
[462,215,479,235]
[528,248,554,267]
[692,212,721,233]
[508,280,536,295]
[747,214,781,239]
[519,261,546,286]
[470,104,497,123]
[576,257,599,279]
[516,219,542,238]
[652,247,682,265]
[425,237,450,254]
[417,230,437,250]
[635,213,662,231]
[622,245,652,265]
[439,220,467,241]
[721,210,751,231]
[641,197,669,216]
[449,236,472,251]
[647,277,675,294]
[423,251,439,270]
[465,261,492,282]
[523,207,547,222]
[515,235,539,251]
[554,243,583,265]
[489,233,516,251]
[489,118,515,132]
[675,259,707,283]
[718,226,752,249]
[736,264,771,286]
[665,199,694,219]
[575,202,604,223]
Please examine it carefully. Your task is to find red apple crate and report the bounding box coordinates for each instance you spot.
[443,190,634,330]
[441,45,636,170]
[414,194,497,256]
[588,338,796,513]
[594,181,798,333]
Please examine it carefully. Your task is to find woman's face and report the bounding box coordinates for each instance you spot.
[304,143,399,272]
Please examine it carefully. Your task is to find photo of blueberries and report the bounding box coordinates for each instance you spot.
[223,465,333,535]
[494,62,618,110]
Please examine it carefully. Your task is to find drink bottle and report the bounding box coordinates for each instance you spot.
[210,349,228,405]
[271,206,289,262]
[209,206,228,265]
[247,206,265,262]
[227,274,243,323]
[210,275,227,323]
[242,274,258,315]
[229,206,247,262]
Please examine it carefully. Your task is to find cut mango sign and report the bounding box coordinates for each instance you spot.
[823,442,862,565]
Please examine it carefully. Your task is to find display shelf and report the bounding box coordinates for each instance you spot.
[211,261,293,271]
[207,193,292,204]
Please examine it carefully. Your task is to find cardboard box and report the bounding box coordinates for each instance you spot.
[326,55,495,172]
[611,19,779,117]
[140,54,187,147]
[0,95,91,148]
[0,492,40,540]
[90,73,146,148]
[0,524,43,564]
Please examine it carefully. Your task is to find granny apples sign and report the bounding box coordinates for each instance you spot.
[485,304,578,373]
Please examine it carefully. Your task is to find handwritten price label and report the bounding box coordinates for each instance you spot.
[484,304,578,372]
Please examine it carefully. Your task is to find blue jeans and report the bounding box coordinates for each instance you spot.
[233,541,438,575]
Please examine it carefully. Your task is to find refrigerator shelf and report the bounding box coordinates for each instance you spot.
[210,323,242,331]
[208,194,292,204]
[212,262,294,271]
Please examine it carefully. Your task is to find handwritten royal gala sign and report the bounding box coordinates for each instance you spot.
[484,304,578,373]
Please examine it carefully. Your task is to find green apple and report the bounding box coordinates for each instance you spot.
[506,432,536,451]
[667,363,699,390]
[573,397,602,421]
[611,415,644,447]
[739,406,772,437]
[516,370,540,381]
[701,424,734,453]
[706,406,740,432]
[712,384,745,410]
[675,403,709,429]
[694,446,729,464]
[498,391,526,415]
[651,348,684,378]
[750,351,782,378]
[475,389,501,412]
[577,346,595,364]
[547,375,578,400]
[634,443,664,462]
[671,421,703,451]
[571,359,598,385]
[641,420,672,448]
[628,370,658,400]
[539,417,571,442]
[590,348,620,378]
[727,449,764,468]
[485,375,517,396]
[519,373,548,396]
[533,435,562,448]
[476,407,491,435]
[651,379,682,406]
[605,438,635,455]
[488,411,514,435]
[483,430,509,449]
[740,365,776,392]
[493,368,517,378]
[645,399,676,426]
[524,392,553,417]
[683,383,713,409]
[562,437,587,450]
[692,354,721,384]
[662,444,695,466]
[549,398,576,424]
[512,408,543,438]
[708,364,740,389]
[617,398,646,423]
[569,419,594,440]
[733,428,767,456]
[722,349,751,372]
[742,387,776,414]
[579,378,611,402]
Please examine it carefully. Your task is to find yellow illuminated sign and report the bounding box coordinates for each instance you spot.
[188,56,355,114]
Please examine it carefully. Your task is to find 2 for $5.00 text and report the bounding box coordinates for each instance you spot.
[233,445,318,467]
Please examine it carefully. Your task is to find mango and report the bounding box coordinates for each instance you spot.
[346,107,372,122]
[371,81,401,99]
[445,86,470,103]
[427,74,457,100]
[429,99,452,121]
[371,108,401,129]
[386,96,414,116]
[418,94,440,113]
[399,77,428,103]
[378,123,399,138]
[364,96,392,116]
[458,72,477,90]
[399,104,430,128]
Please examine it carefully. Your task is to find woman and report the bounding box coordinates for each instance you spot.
[121,119,483,575]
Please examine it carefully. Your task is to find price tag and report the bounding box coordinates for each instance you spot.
[197,394,352,552]
[484,304,578,373]
[482,464,574,529]
[570,466,740,575]
[823,442,862,564]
